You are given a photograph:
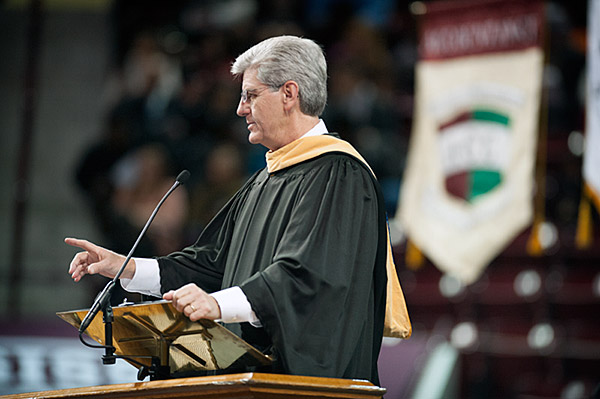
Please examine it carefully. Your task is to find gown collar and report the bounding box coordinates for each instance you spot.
[265,134,373,175]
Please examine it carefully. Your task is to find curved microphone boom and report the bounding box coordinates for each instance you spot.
[79,170,190,333]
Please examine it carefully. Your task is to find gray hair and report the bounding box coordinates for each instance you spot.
[231,35,327,117]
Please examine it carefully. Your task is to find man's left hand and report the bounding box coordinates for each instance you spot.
[163,283,222,321]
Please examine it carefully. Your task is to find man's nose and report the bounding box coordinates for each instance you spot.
[237,99,249,117]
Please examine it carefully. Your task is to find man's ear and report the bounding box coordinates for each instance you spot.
[281,80,299,111]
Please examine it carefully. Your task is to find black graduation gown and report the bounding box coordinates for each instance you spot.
[157,149,387,383]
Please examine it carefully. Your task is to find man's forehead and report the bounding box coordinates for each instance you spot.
[241,68,261,89]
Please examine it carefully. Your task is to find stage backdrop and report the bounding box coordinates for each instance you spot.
[397,0,545,284]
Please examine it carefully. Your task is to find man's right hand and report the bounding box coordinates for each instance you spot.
[65,238,136,282]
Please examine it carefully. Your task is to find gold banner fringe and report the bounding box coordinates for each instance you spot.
[405,239,425,271]
[575,183,600,249]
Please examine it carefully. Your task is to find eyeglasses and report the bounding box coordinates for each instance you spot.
[240,85,282,104]
[240,87,267,104]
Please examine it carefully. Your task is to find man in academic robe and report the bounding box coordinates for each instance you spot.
[67,35,388,384]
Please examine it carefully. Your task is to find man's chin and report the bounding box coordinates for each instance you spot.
[247,131,262,145]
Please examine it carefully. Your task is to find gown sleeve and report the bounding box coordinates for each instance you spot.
[156,174,257,294]
[239,154,385,380]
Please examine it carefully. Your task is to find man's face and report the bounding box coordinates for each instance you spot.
[236,68,286,150]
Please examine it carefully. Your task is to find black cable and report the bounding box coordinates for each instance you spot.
[79,330,112,350]
[78,331,155,369]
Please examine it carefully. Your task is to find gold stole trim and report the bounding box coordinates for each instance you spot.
[265,135,411,338]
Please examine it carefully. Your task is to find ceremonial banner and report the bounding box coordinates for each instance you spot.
[577,0,600,248]
[398,0,545,283]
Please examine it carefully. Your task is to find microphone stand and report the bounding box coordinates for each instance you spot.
[78,170,190,380]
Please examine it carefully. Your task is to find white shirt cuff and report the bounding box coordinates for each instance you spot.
[210,286,261,326]
[120,259,261,327]
[120,258,162,297]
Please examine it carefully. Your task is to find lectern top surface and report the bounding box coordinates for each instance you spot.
[57,300,271,374]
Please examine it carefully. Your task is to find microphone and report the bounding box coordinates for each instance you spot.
[175,169,190,185]
[79,170,191,333]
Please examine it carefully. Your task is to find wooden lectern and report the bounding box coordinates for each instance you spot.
[57,300,273,379]
[37,301,386,398]
[1,373,386,398]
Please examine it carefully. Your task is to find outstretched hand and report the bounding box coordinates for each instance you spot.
[65,237,135,282]
[163,283,221,321]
